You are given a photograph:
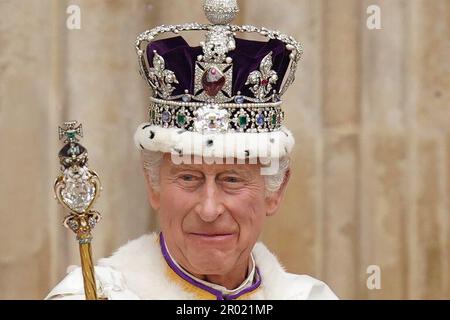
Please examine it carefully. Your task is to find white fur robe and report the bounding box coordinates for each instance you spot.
[46,233,338,300]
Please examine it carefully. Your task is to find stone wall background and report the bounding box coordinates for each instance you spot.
[0,0,448,299]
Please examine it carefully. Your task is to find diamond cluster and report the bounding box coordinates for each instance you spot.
[203,0,239,25]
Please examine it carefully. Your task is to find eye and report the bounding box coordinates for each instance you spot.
[180,174,195,181]
[218,175,247,190]
[175,172,203,188]
[223,176,241,183]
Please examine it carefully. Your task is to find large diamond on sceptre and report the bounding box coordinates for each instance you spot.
[54,121,102,223]
[53,121,102,300]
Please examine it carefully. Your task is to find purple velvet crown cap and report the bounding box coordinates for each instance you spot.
[146,36,291,98]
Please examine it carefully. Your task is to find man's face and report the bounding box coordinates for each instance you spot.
[147,154,281,277]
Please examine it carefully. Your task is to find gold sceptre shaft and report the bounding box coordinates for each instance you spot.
[53,121,102,300]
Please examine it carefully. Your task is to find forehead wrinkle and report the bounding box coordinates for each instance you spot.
[168,164,202,175]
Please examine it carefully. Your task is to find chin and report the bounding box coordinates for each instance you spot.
[187,251,234,275]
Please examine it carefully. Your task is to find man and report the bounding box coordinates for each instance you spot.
[46,0,337,300]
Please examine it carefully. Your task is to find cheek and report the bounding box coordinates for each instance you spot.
[224,189,267,233]
[158,184,196,228]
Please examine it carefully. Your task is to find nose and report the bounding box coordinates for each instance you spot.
[194,178,225,223]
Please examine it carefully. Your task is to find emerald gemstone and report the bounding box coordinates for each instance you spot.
[238,115,248,127]
[177,113,187,125]
[66,131,76,140]
[271,114,277,125]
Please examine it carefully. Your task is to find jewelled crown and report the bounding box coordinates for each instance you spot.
[135,0,302,135]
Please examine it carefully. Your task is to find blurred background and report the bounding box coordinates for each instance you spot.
[0,0,448,299]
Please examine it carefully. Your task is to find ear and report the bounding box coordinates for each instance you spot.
[143,169,161,211]
[265,168,291,217]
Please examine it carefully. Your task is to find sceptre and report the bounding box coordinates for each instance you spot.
[53,121,102,300]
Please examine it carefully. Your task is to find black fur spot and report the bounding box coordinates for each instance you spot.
[245,150,250,157]
[206,139,214,147]
[149,131,155,139]
[172,148,182,155]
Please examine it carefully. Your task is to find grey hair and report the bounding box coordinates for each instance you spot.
[141,150,164,192]
[263,156,290,194]
[141,150,290,195]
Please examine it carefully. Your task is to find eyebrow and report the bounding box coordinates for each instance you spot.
[217,169,251,177]
[168,166,253,178]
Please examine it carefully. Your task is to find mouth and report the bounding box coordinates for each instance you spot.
[190,232,234,236]
[188,232,237,243]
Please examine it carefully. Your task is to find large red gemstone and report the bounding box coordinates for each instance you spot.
[202,67,225,97]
